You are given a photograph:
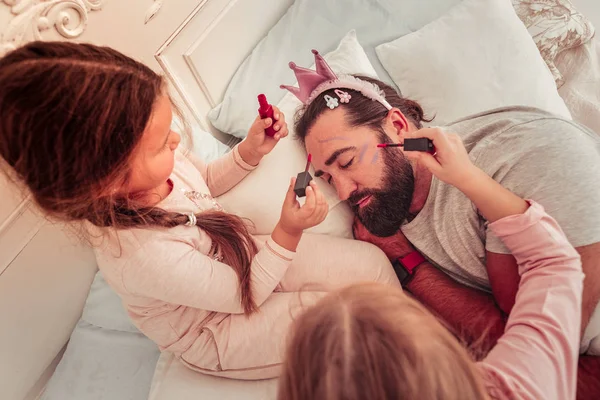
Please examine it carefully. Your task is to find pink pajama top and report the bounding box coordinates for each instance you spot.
[94,147,296,361]
[479,202,583,400]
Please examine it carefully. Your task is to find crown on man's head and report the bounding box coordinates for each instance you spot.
[280,49,338,104]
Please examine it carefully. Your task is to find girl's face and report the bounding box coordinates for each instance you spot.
[123,93,181,195]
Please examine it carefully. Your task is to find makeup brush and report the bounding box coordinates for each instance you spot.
[294,153,313,198]
[378,138,435,153]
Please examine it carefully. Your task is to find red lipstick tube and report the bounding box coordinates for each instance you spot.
[258,94,277,137]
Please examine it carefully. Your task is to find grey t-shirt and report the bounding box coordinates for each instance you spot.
[402,106,600,292]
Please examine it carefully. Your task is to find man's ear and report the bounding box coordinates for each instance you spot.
[386,108,410,140]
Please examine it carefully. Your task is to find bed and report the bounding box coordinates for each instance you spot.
[1,0,599,399]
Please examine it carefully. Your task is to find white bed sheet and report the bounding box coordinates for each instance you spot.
[41,321,160,400]
[149,353,278,400]
[40,272,161,400]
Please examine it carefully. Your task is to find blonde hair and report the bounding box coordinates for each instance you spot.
[278,283,490,400]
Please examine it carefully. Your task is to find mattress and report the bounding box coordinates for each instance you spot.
[149,352,278,400]
[40,272,161,400]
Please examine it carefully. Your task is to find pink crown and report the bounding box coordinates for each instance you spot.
[280,49,338,104]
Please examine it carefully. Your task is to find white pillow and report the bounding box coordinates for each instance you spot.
[217,31,376,238]
[375,0,572,126]
[171,117,230,162]
[207,0,463,138]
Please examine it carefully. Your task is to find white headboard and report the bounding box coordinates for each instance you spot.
[0,0,293,399]
[155,0,294,144]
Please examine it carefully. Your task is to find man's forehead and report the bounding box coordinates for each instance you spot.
[309,115,353,146]
[308,135,352,163]
[308,124,373,157]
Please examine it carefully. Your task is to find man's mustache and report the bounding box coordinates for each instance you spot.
[348,189,378,208]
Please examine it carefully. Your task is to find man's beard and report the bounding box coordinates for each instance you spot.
[349,133,415,237]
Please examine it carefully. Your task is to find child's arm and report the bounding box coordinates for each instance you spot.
[405,129,528,222]
[186,110,288,197]
[407,128,583,400]
[186,143,258,197]
[478,202,582,400]
[121,233,293,315]
[121,178,327,315]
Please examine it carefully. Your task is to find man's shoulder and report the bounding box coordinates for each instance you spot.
[446,106,599,161]
[446,106,559,129]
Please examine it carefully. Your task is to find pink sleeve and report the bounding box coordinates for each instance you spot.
[478,201,583,400]
[186,144,256,197]
[121,235,294,314]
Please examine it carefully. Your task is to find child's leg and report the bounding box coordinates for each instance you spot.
[178,291,324,380]
[256,233,400,292]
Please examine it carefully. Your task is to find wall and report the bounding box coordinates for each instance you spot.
[0,2,201,399]
[574,0,600,29]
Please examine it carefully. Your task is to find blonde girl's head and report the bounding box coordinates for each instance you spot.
[278,282,489,400]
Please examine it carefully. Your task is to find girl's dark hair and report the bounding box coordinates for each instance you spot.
[295,75,431,144]
[0,41,258,314]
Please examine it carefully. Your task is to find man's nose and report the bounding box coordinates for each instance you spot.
[335,177,356,202]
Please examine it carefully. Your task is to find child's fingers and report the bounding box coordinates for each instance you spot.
[273,106,284,122]
[251,115,271,136]
[263,118,273,128]
[279,125,289,138]
[284,177,298,206]
[408,127,442,140]
[316,202,329,222]
[407,127,449,151]
[406,151,443,175]
[249,115,262,131]
[302,185,316,214]
[308,201,327,226]
[314,183,326,207]
[310,183,328,221]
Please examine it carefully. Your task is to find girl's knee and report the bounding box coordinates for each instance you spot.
[359,242,400,287]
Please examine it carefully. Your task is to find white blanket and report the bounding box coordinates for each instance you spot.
[149,353,277,400]
[557,38,600,135]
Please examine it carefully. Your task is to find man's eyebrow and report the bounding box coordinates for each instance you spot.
[325,147,356,166]
[314,147,357,177]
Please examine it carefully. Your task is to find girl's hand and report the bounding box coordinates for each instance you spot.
[238,107,288,166]
[279,179,329,235]
[404,127,479,191]
[406,128,529,223]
